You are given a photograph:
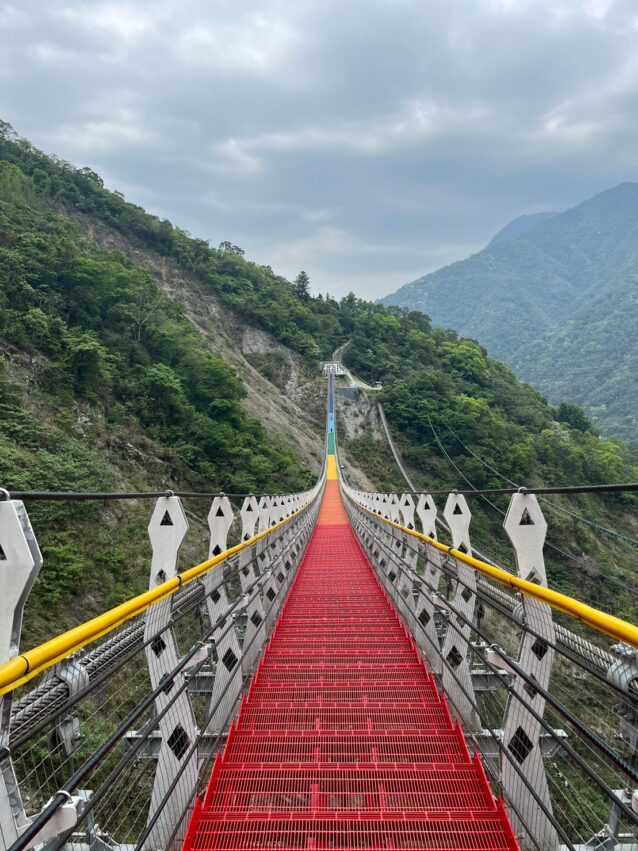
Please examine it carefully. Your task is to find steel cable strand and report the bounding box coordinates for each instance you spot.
[426,416,638,611]
[441,418,638,550]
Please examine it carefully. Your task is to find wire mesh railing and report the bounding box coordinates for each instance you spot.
[341,482,638,851]
[0,480,324,851]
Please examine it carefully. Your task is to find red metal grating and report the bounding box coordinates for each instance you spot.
[183,488,520,851]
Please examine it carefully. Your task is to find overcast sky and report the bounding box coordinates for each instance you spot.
[2,0,638,298]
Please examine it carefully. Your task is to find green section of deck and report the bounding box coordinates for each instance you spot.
[327,433,335,454]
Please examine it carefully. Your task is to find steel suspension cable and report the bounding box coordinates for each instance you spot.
[440,418,638,549]
[427,416,638,604]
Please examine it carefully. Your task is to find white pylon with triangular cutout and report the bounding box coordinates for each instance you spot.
[239,497,265,674]
[205,496,242,735]
[0,498,42,846]
[501,493,558,850]
[144,496,198,850]
[392,494,416,624]
[414,494,444,673]
[439,494,481,730]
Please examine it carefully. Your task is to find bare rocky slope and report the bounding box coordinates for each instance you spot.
[64,209,376,490]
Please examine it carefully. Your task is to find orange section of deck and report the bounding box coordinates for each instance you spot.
[317,481,348,525]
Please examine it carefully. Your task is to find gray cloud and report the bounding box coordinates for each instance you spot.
[2,0,638,298]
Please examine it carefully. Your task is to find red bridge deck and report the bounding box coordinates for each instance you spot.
[183,478,519,850]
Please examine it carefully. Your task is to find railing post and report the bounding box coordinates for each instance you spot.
[205,497,242,735]
[414,494,444,673]
[440,493,481,730]
[502,494,558,851]
[0,498,42,849]
[262,499,281,633]
[144,496,198,850]
[238,497,265,674]
[395,495,416,624]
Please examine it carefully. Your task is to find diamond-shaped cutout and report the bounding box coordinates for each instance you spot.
[531,638,548,660]
[167,724,190,760]
[461,587,473,603]
[212,544,222,556]
[447,645,463,669]
[160,511,173,526]
[250,611,263,628]
[519,508,535,526]
[151,636,167,657]
[418,609,431,627]
[159,673,174,695]
[457,543,468,554]
[277,572,284,582]
[524,676,538,699]
[508,726,533,764]
[388,570,397,582]
[221,647,238,672]
[211,589,221,604]
[243,533,251,541]
[266,587,276,602]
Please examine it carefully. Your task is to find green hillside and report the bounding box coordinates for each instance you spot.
[1,122,637,640]
[381,183,638,442]
[513,274,638,439]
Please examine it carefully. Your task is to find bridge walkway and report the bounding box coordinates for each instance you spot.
[182,445,519,850]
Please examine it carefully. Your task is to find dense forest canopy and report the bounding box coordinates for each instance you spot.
[381,181,638,443]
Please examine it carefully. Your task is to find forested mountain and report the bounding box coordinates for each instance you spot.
[1,122,637,639]
[487,211,557,247]
[381,183,638,442]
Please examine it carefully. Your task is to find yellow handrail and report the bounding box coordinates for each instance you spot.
[0,503,311,696]
[351,498,638,650]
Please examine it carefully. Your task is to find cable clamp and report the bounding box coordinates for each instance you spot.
[0,488,10,501]
[55,790,74,805]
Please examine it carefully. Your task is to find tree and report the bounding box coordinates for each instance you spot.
[556,402,594,433]
[218,241,245,256]
[294,271,310,301]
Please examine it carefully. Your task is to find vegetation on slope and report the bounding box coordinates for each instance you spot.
[341,309,638,620]
[1,121,636,635]
[380,183,638,442]
[0,156,312,641]
[513,273,638,441]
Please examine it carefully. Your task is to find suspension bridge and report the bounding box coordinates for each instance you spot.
[0,375,636,851]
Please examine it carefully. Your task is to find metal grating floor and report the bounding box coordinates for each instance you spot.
[183,481,520,850]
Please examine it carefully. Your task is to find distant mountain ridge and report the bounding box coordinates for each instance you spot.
[381,183,638,442]
[487,211,558,247]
